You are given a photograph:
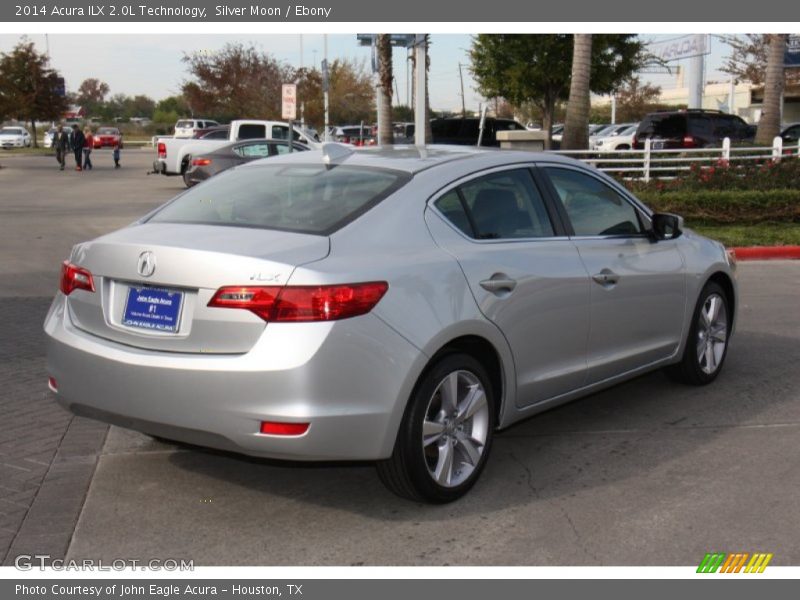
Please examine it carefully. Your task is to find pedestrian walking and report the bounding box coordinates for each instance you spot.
[112,135,122,168]
[53,124,70,171]
[71,125,85,171]
[82,127,94,171]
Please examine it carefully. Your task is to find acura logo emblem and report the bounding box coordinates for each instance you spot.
[137,251,156,277]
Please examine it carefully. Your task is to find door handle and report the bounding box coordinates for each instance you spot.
[592,269,620,286]
[480,276,517,293]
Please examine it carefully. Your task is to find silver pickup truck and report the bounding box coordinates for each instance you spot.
[153,120,320,185]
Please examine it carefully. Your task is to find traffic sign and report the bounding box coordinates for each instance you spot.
[282,84,297,120]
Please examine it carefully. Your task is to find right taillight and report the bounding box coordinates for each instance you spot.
[207,282,388,322]
[60,261,95,295]
[683,135,697,148]
[192,158,212,166]
[157,142,166,158]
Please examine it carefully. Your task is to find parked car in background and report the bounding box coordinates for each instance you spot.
[93,127,122,149]
[0,126,32,148]
[430,117,527,147]
[393,122,415,143]
[154,119,319,183]
[633,109,755,150]
[184,138,309,187]
[174,119,220,138]
[591,123,639,152]
[192,125,230,140]
[46,145,737,503]
[43,128,58,148]
[780,123,800,145]
[331,125,376,146]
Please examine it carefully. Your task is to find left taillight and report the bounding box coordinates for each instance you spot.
[60,261,95,295]
[207,282,388,323]
[192,157,212,166]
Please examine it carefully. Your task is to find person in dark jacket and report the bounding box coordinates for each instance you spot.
[70,124,85,171]
[53,124,71,171]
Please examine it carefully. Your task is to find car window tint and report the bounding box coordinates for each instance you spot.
[238,124,267,140]
[148,165,410,235]
[638,114,686,138]
[545,168,643,237]
[238,143,272,158]
[689,115,714,137]
[456,169,554,240]
[434,190,473,236]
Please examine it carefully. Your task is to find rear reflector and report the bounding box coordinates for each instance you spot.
[60,261,95,295]
[192,158,212,166]
[48,377,58,392]
[208,282,388,322]
[260,421,310,436]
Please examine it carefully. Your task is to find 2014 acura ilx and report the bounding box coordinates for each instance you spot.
[44,145,737,502]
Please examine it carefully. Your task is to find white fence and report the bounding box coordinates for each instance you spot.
[551,137,800,182]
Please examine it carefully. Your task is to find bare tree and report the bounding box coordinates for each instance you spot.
[562,34,593,150]
[755,34,788,145]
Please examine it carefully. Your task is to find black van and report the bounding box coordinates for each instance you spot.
[430,117,527,147]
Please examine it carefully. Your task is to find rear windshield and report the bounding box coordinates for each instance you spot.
[637,114,687,138]
[147,164,411,235]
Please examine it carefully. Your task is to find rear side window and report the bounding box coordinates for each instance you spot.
[235,143,272,158]
[545,168,643,237]
[237,124,267,140]
[148,165,410,235]
[435,169,555,240]
[638,114,686,138]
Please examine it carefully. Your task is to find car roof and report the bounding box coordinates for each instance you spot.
[240,144,582,175]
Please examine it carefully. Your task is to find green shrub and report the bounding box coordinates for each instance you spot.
[635,189,800,224]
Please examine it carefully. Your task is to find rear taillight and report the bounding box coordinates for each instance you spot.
[682,135,697,148]
[342,136,350,144]
[207,282,388,322]
[192,158,212,166]
[60,261,95,295]
[157,142,166,158]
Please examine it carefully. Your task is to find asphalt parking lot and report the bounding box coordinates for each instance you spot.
[1,149,799,566]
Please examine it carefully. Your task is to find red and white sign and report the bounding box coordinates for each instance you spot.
[281,84,297,120]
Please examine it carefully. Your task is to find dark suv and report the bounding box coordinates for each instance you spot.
[633,109,756,150]
[430,117,526,147]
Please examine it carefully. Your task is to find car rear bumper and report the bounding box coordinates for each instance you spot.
[44,294,424,461]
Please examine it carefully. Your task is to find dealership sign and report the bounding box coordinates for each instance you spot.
[787,35,800,67]
[649,34,710,62]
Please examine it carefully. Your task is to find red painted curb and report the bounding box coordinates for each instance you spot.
[732,246,800,260]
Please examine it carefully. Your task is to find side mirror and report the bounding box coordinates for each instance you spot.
[651,213,683,241]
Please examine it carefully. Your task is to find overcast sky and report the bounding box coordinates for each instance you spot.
[0,33,730,113]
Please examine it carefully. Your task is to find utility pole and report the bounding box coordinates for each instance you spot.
[323,34,330,141]
[414,34,427,146]
[458,63,467,117]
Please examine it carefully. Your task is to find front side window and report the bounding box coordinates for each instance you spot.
[435,169,554,240]
[148,165,409,235]
[544,168,643,237]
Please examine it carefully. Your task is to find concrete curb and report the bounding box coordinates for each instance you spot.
[731,246,800,261]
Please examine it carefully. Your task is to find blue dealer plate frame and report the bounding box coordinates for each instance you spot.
[122,286,184,333]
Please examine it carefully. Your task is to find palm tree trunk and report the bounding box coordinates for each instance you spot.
[755,34,787,146]
[376,34,393,146]
[562,34,592,150]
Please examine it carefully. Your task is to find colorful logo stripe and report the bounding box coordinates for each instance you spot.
[697,552,773,573]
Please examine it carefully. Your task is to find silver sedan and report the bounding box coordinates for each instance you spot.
[45,145,737,502]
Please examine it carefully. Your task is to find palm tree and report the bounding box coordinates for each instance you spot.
[562,34,592,150]
[376,34,393,146]
[755,34,787,146]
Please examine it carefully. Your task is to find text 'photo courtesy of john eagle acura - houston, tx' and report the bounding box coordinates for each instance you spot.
[45,144,737,502]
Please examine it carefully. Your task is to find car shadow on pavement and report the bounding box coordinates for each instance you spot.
[163,328,798,520]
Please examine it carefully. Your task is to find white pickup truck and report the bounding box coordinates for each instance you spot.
[152,120,319,184]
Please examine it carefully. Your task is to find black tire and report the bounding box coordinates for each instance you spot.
[182,158,193,187]
[377,353,496,503]
[666,281,731,385]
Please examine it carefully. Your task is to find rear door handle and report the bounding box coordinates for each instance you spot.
[592,269,620,286]
[480,276,517,293]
